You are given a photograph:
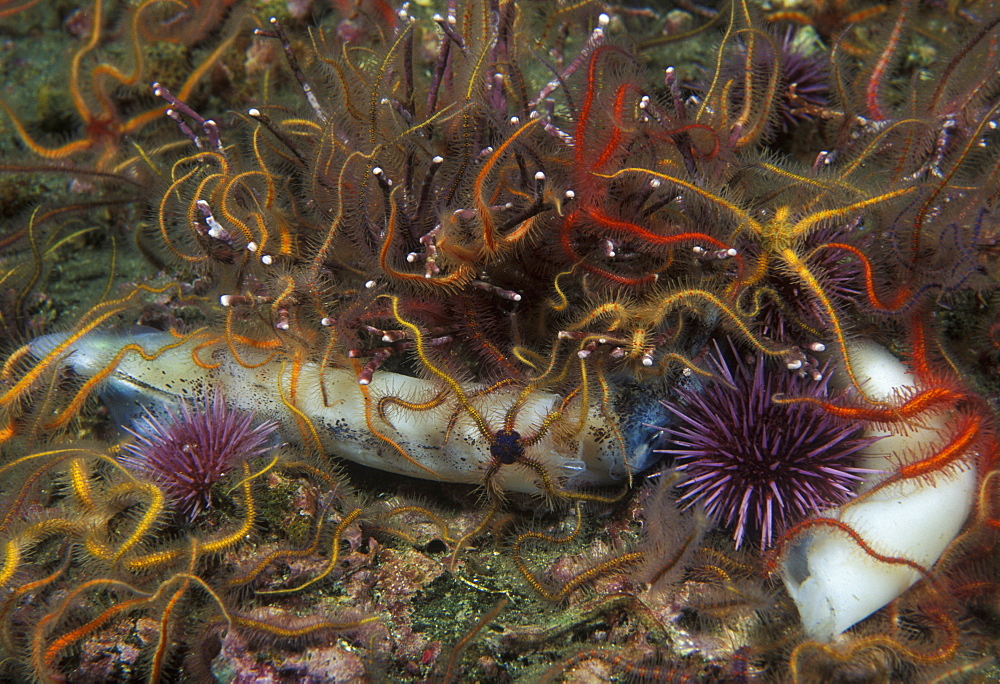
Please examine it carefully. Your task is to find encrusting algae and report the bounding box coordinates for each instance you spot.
[0,0,999,680]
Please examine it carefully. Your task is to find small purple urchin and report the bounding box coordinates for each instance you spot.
[119,389,279,520]
[749,224,868,343]
[656,339,878,549]
[776,27,829,130]
[717,27,829,133]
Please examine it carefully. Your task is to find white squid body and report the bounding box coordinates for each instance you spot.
[29,329,652,493]
[779,341,978,640]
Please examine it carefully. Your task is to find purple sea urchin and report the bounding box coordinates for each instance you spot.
[776,27,829,130]
[748,224,868,344]
[716,26,829,135]
[119,389,279,520]
[657,340,878,549]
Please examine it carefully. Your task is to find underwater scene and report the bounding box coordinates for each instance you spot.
[0,0,998,680]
